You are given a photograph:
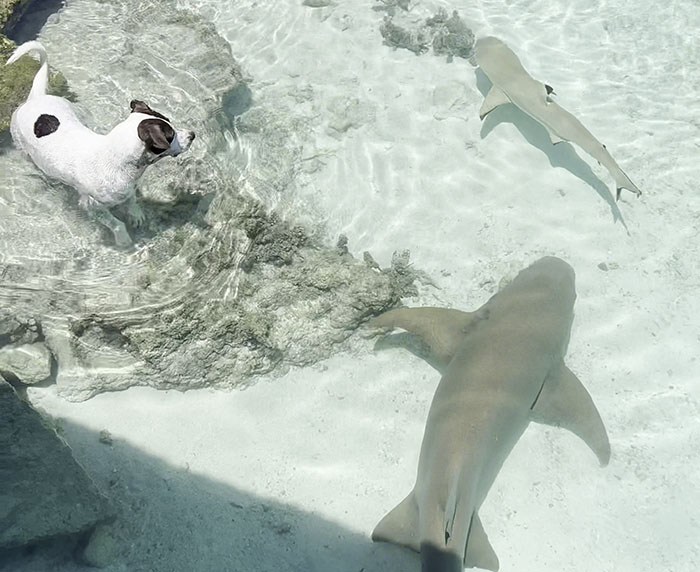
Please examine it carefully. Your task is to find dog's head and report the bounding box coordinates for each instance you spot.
[129,100,195,163]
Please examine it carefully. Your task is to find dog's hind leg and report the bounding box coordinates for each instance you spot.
[92,207,133,248]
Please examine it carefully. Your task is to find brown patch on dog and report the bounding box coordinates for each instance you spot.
[130,99,171,122]
[137,118,175,154]
[33,114,60,138]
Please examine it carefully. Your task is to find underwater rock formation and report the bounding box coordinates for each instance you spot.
[0,341,51,384]
[302,0,333,7]
[0,309,41,345]
[372,0,415,17]
[427,9,475,62]
[39,208,417,401]
[0,379,114,559]
[379,7,475,62]
[380,16,430,55]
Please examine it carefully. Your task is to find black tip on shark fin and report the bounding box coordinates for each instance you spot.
[616,187,622,201]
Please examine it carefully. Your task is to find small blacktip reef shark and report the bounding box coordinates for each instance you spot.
[369,257,610,572]
[476,36,642,201]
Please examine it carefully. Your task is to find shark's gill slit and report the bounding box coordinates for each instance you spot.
[530,377,548,410]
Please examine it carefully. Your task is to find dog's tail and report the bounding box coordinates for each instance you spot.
[6,41,50,99]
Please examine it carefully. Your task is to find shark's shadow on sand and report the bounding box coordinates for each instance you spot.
[475,69,627,227]
[0,418,420,572]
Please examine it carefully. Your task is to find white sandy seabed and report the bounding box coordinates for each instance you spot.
[9,0,700,571]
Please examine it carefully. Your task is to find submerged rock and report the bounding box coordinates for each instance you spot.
[0,309,41,345]
[380,16,430,55]
[372,0,414,16]
[0,379,114,555]
[379,7,475,62]
[428,10,475,62]
[302,0,333,7]
[0,341,52,384]
[40,193,418,401]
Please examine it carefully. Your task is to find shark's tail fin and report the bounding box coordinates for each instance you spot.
[6,41,50,99]
[372,492,421,552]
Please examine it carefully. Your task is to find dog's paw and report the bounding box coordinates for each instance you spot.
[126,202,146,228]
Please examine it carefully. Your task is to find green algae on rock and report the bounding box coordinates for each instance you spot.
[0,1,71,133]
[0,0,34,31]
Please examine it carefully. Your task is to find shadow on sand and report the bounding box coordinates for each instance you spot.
[475,69,628,228]
[0,418,419,572]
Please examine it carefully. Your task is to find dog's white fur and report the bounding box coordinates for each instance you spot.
[6,41,195,247]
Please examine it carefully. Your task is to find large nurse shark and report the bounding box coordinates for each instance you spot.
[476,35,642,200]
[369,257,610,571]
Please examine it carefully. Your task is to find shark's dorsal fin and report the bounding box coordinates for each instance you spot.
[464,513,500,571]
[479,86,511,120]
[369,307,482,371]
[371,492,420,552]
[531,361,611,466]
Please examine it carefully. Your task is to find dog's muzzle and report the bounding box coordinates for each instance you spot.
[170,130,196,157]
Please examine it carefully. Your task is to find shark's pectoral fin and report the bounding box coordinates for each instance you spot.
[479,86,511,120]
[370,307,484,371]
[372,492,420,553]
[464,513,499,571]
[545,126,565,145]
[531,361,611,466]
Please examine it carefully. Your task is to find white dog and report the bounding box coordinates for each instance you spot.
[6,41,196,247]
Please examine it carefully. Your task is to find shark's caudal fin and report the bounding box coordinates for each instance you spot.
[372,492,420,552]
[531,361,611,466]
[368,307,483,371]
[6,41,49,99]
[464,514,499,571]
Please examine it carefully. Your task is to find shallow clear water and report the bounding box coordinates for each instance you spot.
[1,0,699,570]
[2,0,698,313]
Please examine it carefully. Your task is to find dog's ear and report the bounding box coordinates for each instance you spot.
[130,100,151,114]
[130,99,171,122]
[137,118,175,154]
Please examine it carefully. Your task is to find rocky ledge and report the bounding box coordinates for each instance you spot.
[0,379,115,565]
[0,0,71,132]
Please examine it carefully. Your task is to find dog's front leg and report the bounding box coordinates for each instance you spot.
[125,195,146,228]
[92,207,133,248]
